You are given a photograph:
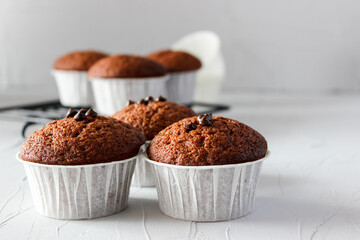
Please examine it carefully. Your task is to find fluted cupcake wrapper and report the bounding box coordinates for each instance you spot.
[144,152,267,221]
[166,71,197,104]
[52,70,93,107]
[131,142,155,187]
[17,153,136,220]
[89,75,169,116]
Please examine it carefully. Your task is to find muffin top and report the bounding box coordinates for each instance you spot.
[148,114,267,166]
[20,109,146,165]
[113,96,197,140]
[147,50,201,72]
[53,50,107,71]
[88,55,167,78]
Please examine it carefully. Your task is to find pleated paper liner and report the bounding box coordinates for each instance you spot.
[17,153,137,219]
[52,70,94,107]
[131,142,156,187]
[144,152,268,221]
[89,75,169,115]
[166,71,197,105]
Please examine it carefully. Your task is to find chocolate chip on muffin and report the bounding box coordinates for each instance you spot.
[138,99,148,105]
[156,95,167,102]
[184,122,197,132]
[66,108,98,121]
[127,100,136,106]
[85,108,97,117]
[145,96,154,102]
[113,97,196,140]
[74,111,86,121]
[148,116,267,166]
[66,108,77,118]
[197,113,213,126]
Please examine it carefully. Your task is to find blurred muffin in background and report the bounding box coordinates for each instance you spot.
[147,50,201,104]
[54,50,107,71]
[52,50,107,107]
[88,55,169,115]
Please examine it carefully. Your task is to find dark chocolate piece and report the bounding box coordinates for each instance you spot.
[85,108,97,117]
[66,108,77,118]
[74,111,86,121]
[79,108,87,114]
[138,99,148,105]
[198,113,213,126]
[184,122,197,132]
[127,100,136,106]
[145,96,154,102]
[156,95,167,102]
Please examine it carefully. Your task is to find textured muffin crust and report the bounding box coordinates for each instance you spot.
[20,116,146,165]
[148,116,267,166]
[88,55,167,78]
[147,50,201,72]
[53,50,107,71]
[113,99,196,140]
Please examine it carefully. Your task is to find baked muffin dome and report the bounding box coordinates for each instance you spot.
[113,96,196,140]
[148,115,267,166]
[88,55,167,78]
[147,50,201,72]
[20,109,146,165]
[53,50,107,71]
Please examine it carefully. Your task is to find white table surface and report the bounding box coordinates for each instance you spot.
[1,90,360,240]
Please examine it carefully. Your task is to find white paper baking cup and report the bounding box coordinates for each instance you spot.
[131,142,155,187]
[166,71,197,104]
[144,152,268,221]
[51,70,93,107]
[89,75,169,115]
[17,153,137,219]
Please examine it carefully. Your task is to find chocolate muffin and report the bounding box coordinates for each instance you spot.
[20,109,146,165]
[147,50,201,72]
[53,50,107,71]
[88,55,167,78]
[148,114,267,166]
[113,96,197,140]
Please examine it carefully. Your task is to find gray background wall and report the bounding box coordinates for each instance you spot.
[1,0,360,93]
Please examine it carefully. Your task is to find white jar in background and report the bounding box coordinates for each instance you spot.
[172,31,225,103]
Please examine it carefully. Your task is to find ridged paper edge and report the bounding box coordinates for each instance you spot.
[20,156,136,219]
[52,70,93,107]
[145,153,265,221]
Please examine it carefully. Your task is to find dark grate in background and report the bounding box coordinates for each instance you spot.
[0,100,229,138]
